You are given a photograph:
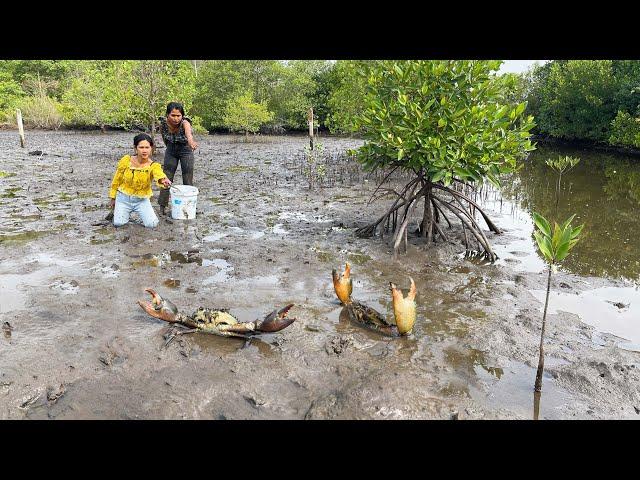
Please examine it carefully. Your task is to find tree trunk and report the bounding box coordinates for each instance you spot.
[533,391,541,420]
[422,183,433,242]
[535,265,553,392]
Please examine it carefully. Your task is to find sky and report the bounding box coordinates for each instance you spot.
[499,60,548,74]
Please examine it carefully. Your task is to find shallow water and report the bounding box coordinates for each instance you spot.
[502,144,640,283]
[488,144,640,350]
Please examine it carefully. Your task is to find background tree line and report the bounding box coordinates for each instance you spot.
[0,59,370,135]
[4,59,640,148]
[509,60,640,149]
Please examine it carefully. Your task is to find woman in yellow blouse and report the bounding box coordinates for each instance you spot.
[109,133,172,228]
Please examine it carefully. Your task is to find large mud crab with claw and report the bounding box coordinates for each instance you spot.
[332,262,417,337]
[138,288,296,345]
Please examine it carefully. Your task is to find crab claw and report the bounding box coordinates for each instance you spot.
[332,262,353,305]
[255,304,296,332]
[390,277,417,336]
[137,288,180,323]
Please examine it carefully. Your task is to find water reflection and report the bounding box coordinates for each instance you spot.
[501,144,640,282]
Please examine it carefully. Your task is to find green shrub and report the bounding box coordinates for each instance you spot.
[223,91,274,135]
[19,95,63,129]
[608,110,640,148]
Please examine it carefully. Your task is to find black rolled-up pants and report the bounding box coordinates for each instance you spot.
[158,143,195,208]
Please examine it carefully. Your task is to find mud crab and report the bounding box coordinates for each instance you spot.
[332,263,417,336]
[138,288,296,345]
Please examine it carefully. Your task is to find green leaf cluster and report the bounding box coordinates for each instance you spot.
[532,212,584,264]
[609,110,640,148]
[545,155,580,174]
[223,91,274,135]
[324,60,373,133]
[0,70,25,122]
[351,60,536,186]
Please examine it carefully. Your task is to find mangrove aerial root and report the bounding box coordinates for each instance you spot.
[356,176,500,260]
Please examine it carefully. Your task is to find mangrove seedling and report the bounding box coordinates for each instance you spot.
[545,155,580,207]
[531,211,584,392]
[303,141,327,189]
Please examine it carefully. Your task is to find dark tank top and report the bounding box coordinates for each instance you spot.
[159,116,192,145]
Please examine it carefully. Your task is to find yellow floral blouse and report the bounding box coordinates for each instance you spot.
[109,155,168,199]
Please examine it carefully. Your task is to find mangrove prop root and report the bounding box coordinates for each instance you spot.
[432,197,497,261]
[357,174,500,260]
[432,183,501,234]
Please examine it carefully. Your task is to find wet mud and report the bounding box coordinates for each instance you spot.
[1,131,639,419]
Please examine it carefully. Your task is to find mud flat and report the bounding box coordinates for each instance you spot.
[1,131,638,419]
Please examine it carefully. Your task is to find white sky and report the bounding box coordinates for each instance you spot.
[499,60,548,74]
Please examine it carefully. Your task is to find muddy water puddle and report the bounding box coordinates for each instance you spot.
[1,253,86,313]
[531,286,640,351]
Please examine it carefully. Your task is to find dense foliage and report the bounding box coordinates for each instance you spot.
[352,60,536,259]
[519,60,640,147]
[4,59,640,149]
[0,60,335,133]
[353,60,536,187]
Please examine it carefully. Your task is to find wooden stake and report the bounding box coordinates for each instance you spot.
[308,107,314,150]
[16,109,25,148]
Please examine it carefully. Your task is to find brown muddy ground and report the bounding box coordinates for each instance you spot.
[1,130,639,420]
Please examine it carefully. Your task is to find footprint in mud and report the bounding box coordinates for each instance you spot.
[325,335,354,356]
[46,384,66,403]
[98,336,130,367]
[169,250,201,265]
[606,301,630,309]
[130,253,163,268]
[243,391,268,408]
[2,322,13,339]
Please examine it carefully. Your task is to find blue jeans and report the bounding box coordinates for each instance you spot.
[113,191,159,228]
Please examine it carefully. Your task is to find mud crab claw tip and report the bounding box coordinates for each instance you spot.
[257,306,296,332]
[143,288,163,306]
[278,304,294,317]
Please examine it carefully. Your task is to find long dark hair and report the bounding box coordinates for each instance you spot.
[166,102,185,116]
[133,133,154,147]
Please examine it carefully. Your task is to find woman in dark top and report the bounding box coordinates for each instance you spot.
[157,102,199,216]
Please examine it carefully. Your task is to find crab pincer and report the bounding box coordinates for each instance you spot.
[255,304,296,332]
[137,288,180,323]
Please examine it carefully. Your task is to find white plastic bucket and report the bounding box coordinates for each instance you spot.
[170,185,199,219]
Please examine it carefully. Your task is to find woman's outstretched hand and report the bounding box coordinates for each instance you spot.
[160,178,172,188]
